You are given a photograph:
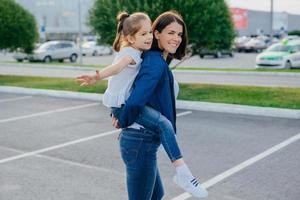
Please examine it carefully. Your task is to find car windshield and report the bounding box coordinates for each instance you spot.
[82,42,95,48]
[38,43,55,50]
[267,44,291,52]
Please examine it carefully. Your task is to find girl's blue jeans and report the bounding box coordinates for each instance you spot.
[119,128,164,200]
[113,106,182,162]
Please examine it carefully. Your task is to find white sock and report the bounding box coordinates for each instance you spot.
[175,164,193,179]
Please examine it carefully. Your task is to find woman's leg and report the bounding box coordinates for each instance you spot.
[119,128,163,200]
[151,169,164,200]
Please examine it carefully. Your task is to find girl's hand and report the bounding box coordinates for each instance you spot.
[76,70,100,86]
[76,75,96,86]
[112,115,120,129]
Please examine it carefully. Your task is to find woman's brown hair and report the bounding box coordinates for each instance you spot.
[113,11,151,52]
[151,11,188,63]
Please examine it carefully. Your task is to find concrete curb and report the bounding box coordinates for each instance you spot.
[1,86,299,119]
[173,70,300,77]
[2,62,300,77]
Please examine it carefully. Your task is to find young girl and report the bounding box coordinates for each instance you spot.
[76,11,207,198]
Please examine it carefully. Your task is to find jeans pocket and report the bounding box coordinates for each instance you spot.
[120,135,143,165]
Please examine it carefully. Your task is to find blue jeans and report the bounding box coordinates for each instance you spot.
[113,106,182,162]
[119,128,164,200]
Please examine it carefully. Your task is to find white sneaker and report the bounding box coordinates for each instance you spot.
[173,174,208,198]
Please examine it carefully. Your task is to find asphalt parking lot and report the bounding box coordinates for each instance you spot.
[1,93,300,200]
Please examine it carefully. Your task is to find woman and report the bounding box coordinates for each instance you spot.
[113,11,207,199]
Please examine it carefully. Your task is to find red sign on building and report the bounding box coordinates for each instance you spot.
[230,8,248,29]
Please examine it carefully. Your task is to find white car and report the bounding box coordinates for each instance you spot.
[13,51,28,62]
[256,40,300,69]
[82,41,113,56]
[13,43,41,62]
[243,38,268,53]
[28,41,79,63]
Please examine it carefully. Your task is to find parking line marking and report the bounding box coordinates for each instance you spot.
[0,129,121,164]
[0,102,100,123]
[177,111,192,117]
[0,144,125,176]
[0,96,32,103]
[0,111,192,164]
[171,132,300,200]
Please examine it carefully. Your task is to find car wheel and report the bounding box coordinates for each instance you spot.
[92,51,98,56]
[284,60,292,69]
[199,54,204,58]
[17,59,23,62]
[214,52,222,58]
[43,56,52,63]
[69,54,77,63]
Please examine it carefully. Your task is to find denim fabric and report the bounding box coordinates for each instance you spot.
[111,106,122,118]
[136,106,182,161]
[117,51,177,133]
[115,106,182,162]
[119,128,164,200]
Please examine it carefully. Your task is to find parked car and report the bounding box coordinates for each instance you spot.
[198,48,233,58]
[82,41,113,56]
[282,35,300,41]
[27,41,79,63]
[242,37,269,53]
[13,50,28,62]
[234,36,251,52]
[12,43,42,62]
[255,40,300,69]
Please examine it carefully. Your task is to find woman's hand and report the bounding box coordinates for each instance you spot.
[112,115,120,129]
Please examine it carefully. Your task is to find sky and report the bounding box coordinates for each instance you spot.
[226,0,300,15]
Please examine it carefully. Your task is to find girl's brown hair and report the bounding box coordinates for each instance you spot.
[113,11,151,52]
[151,10,188,63]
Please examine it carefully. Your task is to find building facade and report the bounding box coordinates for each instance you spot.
[15,0,300,40]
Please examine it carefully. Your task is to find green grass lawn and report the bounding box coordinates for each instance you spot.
[1,75,300,109]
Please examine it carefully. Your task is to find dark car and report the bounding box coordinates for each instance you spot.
[198,48,233,58]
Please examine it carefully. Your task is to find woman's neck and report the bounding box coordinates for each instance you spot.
[163,51,168,60]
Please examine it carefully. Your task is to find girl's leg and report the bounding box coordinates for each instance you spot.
[136,106,182,161]
[136,107,208,198]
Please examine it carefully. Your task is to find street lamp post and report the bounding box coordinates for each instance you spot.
[78,0,83,65]
[270,0,274,40]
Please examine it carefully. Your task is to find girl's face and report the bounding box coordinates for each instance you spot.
[155,22,183,57]
[128,19,153,51]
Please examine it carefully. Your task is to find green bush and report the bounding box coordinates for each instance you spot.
[0,0,38,53]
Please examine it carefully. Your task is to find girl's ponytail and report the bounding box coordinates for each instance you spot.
[113,12,130,52]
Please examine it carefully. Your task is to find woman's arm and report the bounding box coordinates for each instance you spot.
[116,58,165,127]
[76,56,133,86]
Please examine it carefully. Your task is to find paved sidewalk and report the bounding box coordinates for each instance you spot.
[1,63,300,87]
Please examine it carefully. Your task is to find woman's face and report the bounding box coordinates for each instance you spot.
[155,22,183,56]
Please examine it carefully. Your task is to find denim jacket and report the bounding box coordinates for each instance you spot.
[116,50,177,133]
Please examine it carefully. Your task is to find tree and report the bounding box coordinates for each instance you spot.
[0,0,38,53]
[89,0,235,56]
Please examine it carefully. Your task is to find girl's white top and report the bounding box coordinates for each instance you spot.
[102,47,142,108]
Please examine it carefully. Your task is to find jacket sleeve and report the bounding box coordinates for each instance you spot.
[116,58,165,128]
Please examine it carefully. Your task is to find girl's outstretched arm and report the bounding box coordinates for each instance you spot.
[76,55,133,86]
